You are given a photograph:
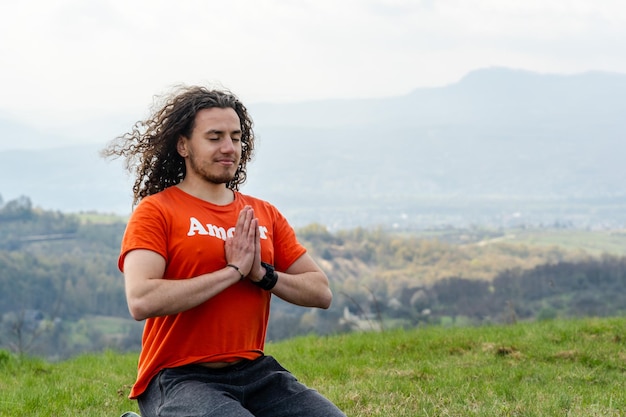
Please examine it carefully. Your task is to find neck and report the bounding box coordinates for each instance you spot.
[176,178,234,205]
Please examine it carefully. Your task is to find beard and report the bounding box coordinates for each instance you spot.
[187,152,238,185]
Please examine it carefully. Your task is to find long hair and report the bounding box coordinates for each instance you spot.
[101,86,255,205]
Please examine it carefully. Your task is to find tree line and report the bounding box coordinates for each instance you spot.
[1,195,625,359]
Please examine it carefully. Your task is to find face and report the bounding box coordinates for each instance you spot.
[177,107,242,185]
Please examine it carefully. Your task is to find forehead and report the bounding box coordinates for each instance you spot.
[193,107,241,132]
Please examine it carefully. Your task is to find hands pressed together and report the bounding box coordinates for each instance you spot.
[224,206,265,283]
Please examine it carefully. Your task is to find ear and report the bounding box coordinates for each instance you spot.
[177,136,188,157]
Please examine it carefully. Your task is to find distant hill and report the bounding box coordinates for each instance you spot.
[0,145,135,215]
[250,67,626,128]
[1,67,625,229]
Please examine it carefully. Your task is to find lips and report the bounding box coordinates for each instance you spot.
[217,159,236,165]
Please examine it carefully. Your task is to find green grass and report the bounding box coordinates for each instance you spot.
[0,350,138,416]
[2,318,626,416]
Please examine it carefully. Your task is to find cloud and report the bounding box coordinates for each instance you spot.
[0,0,625,137]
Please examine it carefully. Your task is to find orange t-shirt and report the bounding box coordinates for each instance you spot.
[118,187,306,398]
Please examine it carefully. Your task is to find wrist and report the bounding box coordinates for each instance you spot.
[226,263,245,280]
[252,262,278,290]
[249,266,265,283]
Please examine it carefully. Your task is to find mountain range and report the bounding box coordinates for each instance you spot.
[1,67,625,229]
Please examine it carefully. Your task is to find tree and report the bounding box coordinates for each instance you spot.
[0,196,33,221]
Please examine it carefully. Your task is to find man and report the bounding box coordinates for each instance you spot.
[104,86,346,417]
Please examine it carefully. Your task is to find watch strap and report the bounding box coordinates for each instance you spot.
[253,262,278,290]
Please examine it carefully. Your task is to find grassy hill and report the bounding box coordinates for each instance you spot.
[3,202,626,359]
[2,317,625,416]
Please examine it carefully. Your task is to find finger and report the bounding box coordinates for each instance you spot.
[254,221,261,260]
[247,213,257,238]
[237,206,251,225]
[250,218,258,240]
[235,206,252,234]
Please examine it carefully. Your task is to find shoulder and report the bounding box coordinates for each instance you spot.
[130,187,181,223]
[135,187,179,210]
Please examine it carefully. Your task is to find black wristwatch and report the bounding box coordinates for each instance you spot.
[253,262,278,290]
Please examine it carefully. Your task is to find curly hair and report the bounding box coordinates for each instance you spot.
[101,86,255,205]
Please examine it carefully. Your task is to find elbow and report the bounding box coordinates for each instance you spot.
[128,307,148,322]
[315,273,333,309]
[127,298,152,321]
[315,271,332,309]
[130,311,148,322]
[318,288,333,310]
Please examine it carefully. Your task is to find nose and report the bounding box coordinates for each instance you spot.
[220,137,237,153]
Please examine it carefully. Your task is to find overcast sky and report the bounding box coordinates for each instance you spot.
[1,0,626,137]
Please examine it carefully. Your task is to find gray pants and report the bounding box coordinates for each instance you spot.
[138,355,346,417]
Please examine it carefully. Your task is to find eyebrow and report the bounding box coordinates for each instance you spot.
[205,129,242,135]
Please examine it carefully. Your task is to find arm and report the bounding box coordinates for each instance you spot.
[243,207,332,309]
[123,206,259,320]
[123,250,244,320]
[254,253,333,309]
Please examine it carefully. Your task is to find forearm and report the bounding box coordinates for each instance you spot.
[270,270,333,309]
[125,261,242,320]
